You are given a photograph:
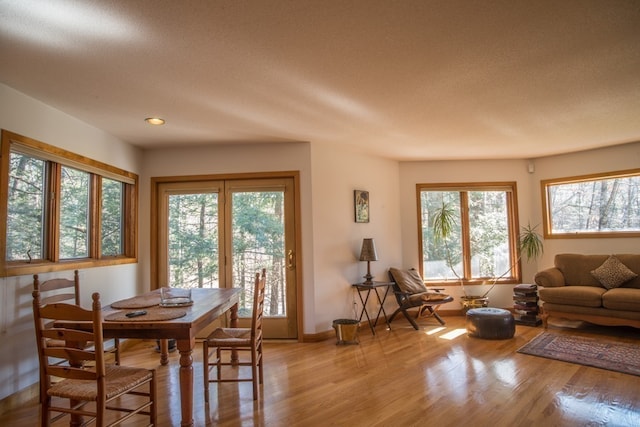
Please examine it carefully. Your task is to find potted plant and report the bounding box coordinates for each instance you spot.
[431,202,543,311]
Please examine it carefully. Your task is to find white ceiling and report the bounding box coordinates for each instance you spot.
[1,0,639,160]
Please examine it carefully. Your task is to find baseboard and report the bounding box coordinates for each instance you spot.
[302,311,474,342]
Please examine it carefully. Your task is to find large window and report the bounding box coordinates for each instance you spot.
[418,182,520,285]
[542,169,640,238]
[1,130,138,276]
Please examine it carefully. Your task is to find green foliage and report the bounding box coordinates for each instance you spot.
[519,223,544,261]
[432,201,456,244]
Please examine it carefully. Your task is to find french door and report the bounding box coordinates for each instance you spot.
[153,175,299,339]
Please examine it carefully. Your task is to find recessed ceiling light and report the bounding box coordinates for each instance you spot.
[145,117,165,125]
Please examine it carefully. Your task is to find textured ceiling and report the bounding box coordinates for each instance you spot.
[1,0,639,160]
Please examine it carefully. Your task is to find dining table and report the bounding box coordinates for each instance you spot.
[100,287,241,427]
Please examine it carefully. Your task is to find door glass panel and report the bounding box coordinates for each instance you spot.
[168,192,219,288]
[231,191,285,318]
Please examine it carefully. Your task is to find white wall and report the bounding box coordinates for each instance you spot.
[0,84,143,400]
[309,143,402,332]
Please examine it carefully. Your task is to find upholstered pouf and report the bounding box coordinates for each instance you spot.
[466,307,515,339]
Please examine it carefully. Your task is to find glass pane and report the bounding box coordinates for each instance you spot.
[421,191,462,280]
[231,191,285,318]
[101,178,123,256]
[59,167,89,259]
[7,152,46,261]
[168,193,219,288]
[468,191,510,279]
[548,176,640,234]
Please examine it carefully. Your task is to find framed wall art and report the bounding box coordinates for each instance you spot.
[354,190,369,223]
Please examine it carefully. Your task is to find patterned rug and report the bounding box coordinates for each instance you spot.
[517,332,640,377]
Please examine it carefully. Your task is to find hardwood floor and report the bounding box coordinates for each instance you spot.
[3,316,639,426]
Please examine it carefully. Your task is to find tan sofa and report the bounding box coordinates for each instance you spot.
[534,254,640,329]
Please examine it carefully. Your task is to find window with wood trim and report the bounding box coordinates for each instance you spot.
[542,169,640,238]
[417,182,520,285]
[1,130,137,276]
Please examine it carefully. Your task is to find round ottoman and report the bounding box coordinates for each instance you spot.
[466,307,515,339]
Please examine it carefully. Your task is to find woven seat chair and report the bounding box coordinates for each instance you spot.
[203,268,266,401]
[32,290,156,427]
[34,271,120,365]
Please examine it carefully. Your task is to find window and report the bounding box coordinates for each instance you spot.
[101,177,124,256]
[542,169,640,238]
[1,130,137,276]
[418,182,520,285]
[59,166,90,259]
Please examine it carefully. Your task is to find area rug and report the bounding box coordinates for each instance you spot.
[517,332,640,376]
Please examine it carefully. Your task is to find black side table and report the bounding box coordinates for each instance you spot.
[351,281,394,335]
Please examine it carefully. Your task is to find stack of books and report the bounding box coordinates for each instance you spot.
[513,284,542,326]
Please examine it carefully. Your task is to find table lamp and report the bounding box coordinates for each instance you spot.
[359,238,378,283]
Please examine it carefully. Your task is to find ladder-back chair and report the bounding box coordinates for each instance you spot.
[32,290,156,426]
[203,268,266,401]
[34,271,120,365]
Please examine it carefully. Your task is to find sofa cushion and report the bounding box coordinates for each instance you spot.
[553,254,640,289]
[602,288,640,312]
[538,286,606,308]
[591,255,638,289]
[554,254,607,287]
[389,268,427,294]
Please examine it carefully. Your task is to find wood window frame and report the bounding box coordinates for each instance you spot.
[541,168,640,239]
[0,130,138,277]
[417,182,521,286]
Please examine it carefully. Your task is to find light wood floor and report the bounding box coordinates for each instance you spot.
[3,316,639,426]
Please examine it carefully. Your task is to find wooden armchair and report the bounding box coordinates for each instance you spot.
[388,268,454,329]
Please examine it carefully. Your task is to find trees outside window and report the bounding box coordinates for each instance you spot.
[6,151,46,261]
[101,178,124,256]
[542,169,640,238]
[59,166,89,259]
[418,182,520,285]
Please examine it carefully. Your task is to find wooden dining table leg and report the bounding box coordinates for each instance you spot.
[177,337,196,427]
[160,339,169,365]
[230,302,239,363]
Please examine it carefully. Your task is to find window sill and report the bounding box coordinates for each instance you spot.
[2,257,137,277]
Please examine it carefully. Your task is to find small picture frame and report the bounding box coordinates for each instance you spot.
[354,190,369,223]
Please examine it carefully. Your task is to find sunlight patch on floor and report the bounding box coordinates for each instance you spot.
[439,328,467,340]
[424,326,446,335]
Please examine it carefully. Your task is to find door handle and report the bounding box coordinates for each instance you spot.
[287,249,295,270]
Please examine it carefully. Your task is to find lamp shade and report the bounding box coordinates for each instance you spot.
[359,238,378,262]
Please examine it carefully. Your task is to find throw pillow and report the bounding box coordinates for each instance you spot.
[591,255,638,289]
[389,268,428,294]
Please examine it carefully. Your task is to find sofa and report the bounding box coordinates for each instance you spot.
[534,253,640,329]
